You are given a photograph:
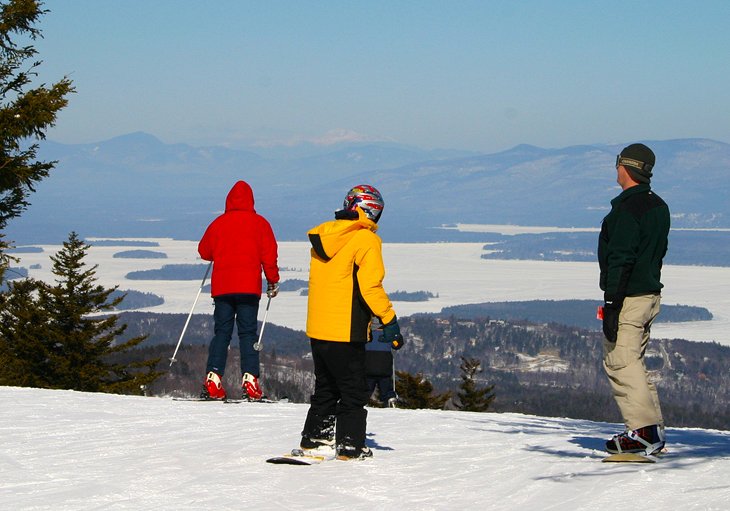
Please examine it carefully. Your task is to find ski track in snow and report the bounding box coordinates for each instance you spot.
[2,387,730,510]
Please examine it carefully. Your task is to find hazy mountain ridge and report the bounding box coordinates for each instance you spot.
[348,138,730,232]
[7,134,730,243]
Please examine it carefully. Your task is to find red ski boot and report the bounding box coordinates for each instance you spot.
[242,372,263,400]
[201,371,227,400]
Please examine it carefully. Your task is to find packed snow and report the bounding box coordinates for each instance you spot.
[6,235,730,509]
[2,386,729,510]
[13,239,730,346]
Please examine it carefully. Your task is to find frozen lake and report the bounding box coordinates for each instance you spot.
[13,239,730,346]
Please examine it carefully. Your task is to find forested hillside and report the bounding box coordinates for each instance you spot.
[441,300,712,330]
[118,311,730,429]
[393,314,730,429]
[115,312,313,401]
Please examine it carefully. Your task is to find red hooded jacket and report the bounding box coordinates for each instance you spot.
[198,181,279,297]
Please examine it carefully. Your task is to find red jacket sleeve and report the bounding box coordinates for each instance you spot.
[198,222,215,261]
[259,217,280,284]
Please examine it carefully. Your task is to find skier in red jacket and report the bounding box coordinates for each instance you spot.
[198,180,280,401]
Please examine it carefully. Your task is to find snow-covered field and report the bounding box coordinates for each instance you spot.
[13,239,730,346]
[2,386,729,510]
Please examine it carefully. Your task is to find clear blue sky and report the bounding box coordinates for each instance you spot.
[34,0,730,152]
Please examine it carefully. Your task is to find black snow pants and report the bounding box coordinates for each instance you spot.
[301,339,370,450]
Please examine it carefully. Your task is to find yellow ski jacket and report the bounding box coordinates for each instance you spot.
[306,207,396,343]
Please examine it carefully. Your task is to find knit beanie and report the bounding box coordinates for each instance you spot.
[617,143,655,183]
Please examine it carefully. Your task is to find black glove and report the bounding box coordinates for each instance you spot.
[379,317,404,350]
[602,295,624,343]
[266,282,279,298]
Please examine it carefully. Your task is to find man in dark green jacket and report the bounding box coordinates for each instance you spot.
[598,143,669,456]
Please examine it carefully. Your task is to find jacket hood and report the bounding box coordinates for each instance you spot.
[308,207,377,261]
[225,180,255,212]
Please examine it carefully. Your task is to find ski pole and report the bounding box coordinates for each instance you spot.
[252,296,271,352]
[391,350,400,404]
[169,261,212,366]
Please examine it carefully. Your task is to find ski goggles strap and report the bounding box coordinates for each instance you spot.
[615,155,654,173]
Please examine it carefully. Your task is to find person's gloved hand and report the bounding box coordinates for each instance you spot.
[266,282,279,298]
[378,317,404,350]
[602,294,624,343]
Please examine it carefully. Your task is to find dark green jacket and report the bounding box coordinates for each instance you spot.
[598,184,670,299]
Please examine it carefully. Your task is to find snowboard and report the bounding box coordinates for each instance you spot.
[602,452,657,463]
[266,448,335,465]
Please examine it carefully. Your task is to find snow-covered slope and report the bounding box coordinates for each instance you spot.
[2,387,729,510]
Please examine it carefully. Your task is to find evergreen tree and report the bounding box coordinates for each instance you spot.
[395,370,451,410]
[0,233,163,393]
[0,0,73,278]
[0,277,52,386]
[455,357,495,412]
[42,233,162,393]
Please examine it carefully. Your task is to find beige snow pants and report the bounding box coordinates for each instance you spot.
[603,293,664,431]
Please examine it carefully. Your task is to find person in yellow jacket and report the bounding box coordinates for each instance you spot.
[300,184,403,460]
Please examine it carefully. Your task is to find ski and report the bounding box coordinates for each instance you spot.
[225,397,278,404]
[172,397,278,404]
[172,397,246,404]
[266,448,335,465]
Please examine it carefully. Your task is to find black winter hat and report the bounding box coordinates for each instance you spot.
[617,143,655,183]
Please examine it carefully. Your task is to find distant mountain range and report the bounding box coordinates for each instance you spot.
[6,133,730,243]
